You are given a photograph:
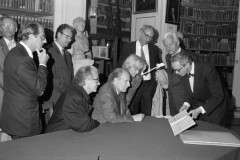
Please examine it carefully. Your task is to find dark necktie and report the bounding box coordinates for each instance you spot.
[186,73,194,78]
[62,49,69,69]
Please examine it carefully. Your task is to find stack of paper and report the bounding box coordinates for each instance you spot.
[180,130,240,147]
[168,110,196,136]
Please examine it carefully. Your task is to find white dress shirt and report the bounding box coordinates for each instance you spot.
[136,40,151,81]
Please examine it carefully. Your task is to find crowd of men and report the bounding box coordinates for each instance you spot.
[0,16,227,140]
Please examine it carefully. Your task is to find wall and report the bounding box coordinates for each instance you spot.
[232,4,240,117]
[54,0,86,33]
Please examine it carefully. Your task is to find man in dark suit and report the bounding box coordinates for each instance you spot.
[0,21,49,139]
[45,66,100,133]
[41,24,74,118]
[117,25,161,116]
[0,16,18,112]
[171,52,227,125]
[163,32,187,116]
[92,68,144,123]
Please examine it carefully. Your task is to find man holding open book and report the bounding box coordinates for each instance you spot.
[170,52,227,125]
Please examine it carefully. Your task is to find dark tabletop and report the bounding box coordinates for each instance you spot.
[0,116,239,160]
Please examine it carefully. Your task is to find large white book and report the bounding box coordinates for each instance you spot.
[180,130,240,147]
[168,110,196,136]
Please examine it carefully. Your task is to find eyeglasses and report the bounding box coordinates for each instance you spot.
[40,34,46,41]
[143,31,153,40]
[175,66,184,73]
[61,32,73,40]
[2,24,15,29]
[91,77,99,83]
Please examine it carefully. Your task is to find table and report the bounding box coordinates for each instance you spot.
[0,117,239,160]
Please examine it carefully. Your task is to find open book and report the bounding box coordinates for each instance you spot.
[180,130,240,147]
[168,110,196,136]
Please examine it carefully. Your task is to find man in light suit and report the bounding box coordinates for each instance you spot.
[121,54,147,107]
[171,52,227,125]
[41,24,74,119]
[163,32,187,116]
[45,66,100,133]
[117,25,162,116]
[0,16,18,112]
[92,68,144,123]
[0,21,49,139]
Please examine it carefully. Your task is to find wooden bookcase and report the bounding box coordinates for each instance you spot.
[0,0,54,44]
[89,33,118,79]
[180,0,239,91]
[90,0,131,43]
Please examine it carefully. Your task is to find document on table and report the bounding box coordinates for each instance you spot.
[180,130,240,147]
[168,110,196,136]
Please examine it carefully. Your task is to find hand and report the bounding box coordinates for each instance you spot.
[189,108,202,119]
[132,113,145,122]
[37,48,49,65]
[179,104,190,112]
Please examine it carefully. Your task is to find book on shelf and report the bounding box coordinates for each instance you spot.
[168,110,196,136]
[180,130,240,147]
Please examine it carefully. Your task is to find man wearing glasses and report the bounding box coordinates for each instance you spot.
[117,25,162,116]
[45,66,100,133]
[0,21,49,139]
[171,52,227,125]
[0,16,18,113]
[41,24,74,122]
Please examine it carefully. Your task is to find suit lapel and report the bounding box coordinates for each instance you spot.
[0,38,9,56]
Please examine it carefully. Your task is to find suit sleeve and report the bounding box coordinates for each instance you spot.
[202,67,224,114]
[100,93,133,123]
[62,94,100,132]
[126,75,143,106]
[18,57,48,96]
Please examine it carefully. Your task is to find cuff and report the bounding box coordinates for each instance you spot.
[199,106,206,114]
[39,64,47,67]
[183,102,190,108]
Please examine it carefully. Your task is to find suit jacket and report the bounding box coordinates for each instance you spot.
[0,43,48,136]
[166,52,187,115]
[92,82,134,123]
[117,41,162,98]
[181,62,226,125]
[0,38,9,112]
[45,83,100,133]
[41,42,74,106]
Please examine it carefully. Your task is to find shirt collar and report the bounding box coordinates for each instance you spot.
[55,41,64,52]
[190,62,195,74]
[3,37,15,45]
[20,41,33,58]
[137,40,148,48]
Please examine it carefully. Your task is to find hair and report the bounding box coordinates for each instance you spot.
[162,32,179,46]
[72,17,85,28]
[140,25,155,33]
[1,16,18,28]
[107,68,128,83]
[74,65,98,86]
[122,54,147,76]
[170,52,192,67]
[18,21,42,41]
[55,24,74,39]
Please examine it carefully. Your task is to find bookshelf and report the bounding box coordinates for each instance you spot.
[179,0,239,90]
[89,33,118,79]
[0,0,54,43]
[90,0,131,43]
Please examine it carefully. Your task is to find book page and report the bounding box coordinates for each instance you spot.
[168,110,196,136]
